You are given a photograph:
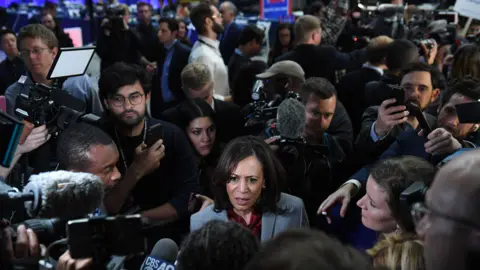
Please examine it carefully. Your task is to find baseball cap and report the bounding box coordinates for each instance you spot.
[257,60,305,82]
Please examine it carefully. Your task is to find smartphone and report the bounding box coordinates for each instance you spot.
[456,102,480,124]
[67,215,146,259]
[386,84,405,107]
[145,123,163,148]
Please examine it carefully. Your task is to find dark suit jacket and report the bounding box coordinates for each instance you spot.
[354,106,437,169]
[274,44,367,83]
[151,41,191,118]
[327,101,354,156]
[161,99,245,144]
[228,51,251,89]
[336,67,382,136]
[220,22,242,65]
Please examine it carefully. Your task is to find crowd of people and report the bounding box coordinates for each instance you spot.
[1,0,480,269]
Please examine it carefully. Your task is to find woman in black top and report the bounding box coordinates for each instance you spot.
[176,98,221,197]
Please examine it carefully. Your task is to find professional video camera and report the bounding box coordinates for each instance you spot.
[14,47,99,136]
[248,79,301,121]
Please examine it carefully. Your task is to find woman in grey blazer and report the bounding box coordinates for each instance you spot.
[190,136,309,241]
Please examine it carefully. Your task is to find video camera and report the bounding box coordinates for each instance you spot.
[14,47,98,136]
[248,79,301,121]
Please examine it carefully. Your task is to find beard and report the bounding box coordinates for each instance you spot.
[212,21,224,34]
[112,109,144,128]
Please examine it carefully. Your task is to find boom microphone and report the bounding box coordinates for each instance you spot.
[23,170,104,218]
[276,98,306,139]
[140,238,178,270]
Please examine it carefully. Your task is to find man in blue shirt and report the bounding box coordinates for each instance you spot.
[150,17,191,117]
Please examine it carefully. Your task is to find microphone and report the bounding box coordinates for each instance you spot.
[22,170,104,219]
[140,238,178,270]
[406,102,432,135]
[276,98,306,139]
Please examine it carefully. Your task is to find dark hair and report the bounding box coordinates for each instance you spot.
[177,220,259,270]
[190,3,213,36]
[212,136,286,214]
[232,60,267,107]
[98,62,151,107]
[401,61,443,91]
[451,44,480,81]
[17,24,58,49]
[177,98,217,132]
[442,77,480,105]
[244,229,375,270]
[370,156,436,233]
[269,23,293,64]
[238,24,264,46]
[56,123,115,170]
[0,29,16,40]
[299,77,336,103]
[159,17,179,32]
[386,39,419,71]
[136,2,152,9]
[307,1,325,15]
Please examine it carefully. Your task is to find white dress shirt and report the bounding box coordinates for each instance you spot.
[189,35,230,98]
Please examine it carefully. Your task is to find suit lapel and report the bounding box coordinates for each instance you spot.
[261,212,277,241]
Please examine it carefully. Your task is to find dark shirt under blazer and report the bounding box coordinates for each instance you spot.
[190,193,309,242]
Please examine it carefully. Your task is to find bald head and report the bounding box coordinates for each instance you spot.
[219,1,237,25]
[428,149,480,225]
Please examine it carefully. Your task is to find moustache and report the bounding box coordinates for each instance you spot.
[121,110,139,116]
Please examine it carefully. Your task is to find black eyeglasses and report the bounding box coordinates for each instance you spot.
[411,202,480,231]
[108,93,145,107]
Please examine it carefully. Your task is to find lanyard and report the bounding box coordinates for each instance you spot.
[113,119,147,172]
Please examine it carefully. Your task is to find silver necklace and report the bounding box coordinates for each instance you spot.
[114,119,147,171]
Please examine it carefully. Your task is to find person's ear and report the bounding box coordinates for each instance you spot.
[103,99,109,110]
[145,92,151,103]
[431,88,441,102]
[51,47,58,59]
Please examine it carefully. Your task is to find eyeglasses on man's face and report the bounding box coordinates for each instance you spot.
[108,93,145,107]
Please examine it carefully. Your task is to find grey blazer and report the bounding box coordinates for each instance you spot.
[190,193,309,242]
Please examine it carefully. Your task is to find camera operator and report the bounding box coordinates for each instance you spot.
[414,149,480,270]
[96,4,153,72]
[256,60,354,155]
[4,24,103,117]
[97,62,199,246]
[319,71,480,220]
[280,77,346,230]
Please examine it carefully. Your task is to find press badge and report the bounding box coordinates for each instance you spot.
[18,75,27,84]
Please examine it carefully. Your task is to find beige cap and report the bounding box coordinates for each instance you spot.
[257,60,305,82]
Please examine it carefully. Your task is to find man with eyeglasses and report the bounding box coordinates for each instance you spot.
[4,24,103,117]
[189,2,230,101]
[318,66,480,221]
[97,62,200,247]
[412,149,480,270]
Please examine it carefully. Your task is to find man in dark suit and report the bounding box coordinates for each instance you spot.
[151,17,191,118]
[162,62,245,144]
[134,2,160,63]
[275,15,366,84]
[219,1,242,65]
[0,29,25,95]
[337,36,392,136]
[228,24,264,89]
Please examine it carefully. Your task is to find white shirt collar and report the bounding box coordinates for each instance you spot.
[210,98,215,110]
[362,62,384,76]
[198,35,220,50]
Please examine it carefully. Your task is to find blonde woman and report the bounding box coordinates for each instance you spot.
[368,233,425,270]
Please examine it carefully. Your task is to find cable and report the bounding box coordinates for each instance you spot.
[44,238,68,264]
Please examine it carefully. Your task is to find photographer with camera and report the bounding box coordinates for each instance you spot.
[96,4,153,72]
[4,24,103,117]
[255,60,354,155]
